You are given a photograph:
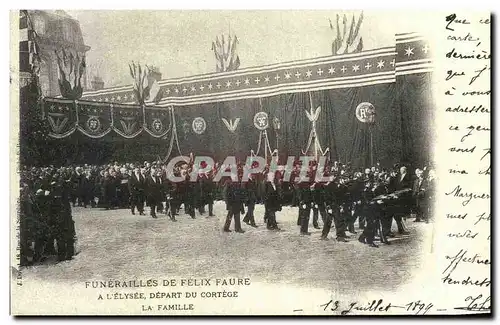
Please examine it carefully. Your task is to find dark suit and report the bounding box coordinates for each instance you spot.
[359,181,387,246]
[326,181,347,239]
[186,176,197,218]
[19,190,34,265]
[348,180,364,231]
[243,178,258,226]
[101,176,115,210]
[264,181,281,230]
[395,173,412,191]
[169,182,180,216]
[177,177,195,218]
[394,173,412,216]
[224,181,245,232]
[115,174,129,208]
[388,173,411,234]
[162,177,176,220]
[49,181,75,261]
[198,174,215,216]
[312,183,328,229]
[413,177,426,221]
[128,173,145,214]
[146,176,163,217]
[80,175,94,207]
[297,183,314,233]
[110,176,121,208]
[359,181,375,245]
[71,172,85,207]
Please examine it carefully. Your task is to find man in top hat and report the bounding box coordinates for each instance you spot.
[325,176,349,242]
[358,174,386,248]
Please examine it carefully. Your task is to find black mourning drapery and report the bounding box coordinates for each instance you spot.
[171,79,410,168]
[397,72,435,169]
[324,82,401,168]
[41,132,173,166]
[34,72,433,169]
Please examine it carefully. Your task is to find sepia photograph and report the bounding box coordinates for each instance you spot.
[10,8,491,316]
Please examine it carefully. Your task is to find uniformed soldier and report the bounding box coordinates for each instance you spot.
[350,173,365,229]
[358,176,387,248]
[313,179,329,233]
[325,178,348,242]
[337,176,354,235]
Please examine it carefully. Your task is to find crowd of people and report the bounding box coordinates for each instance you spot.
[18,157,435,265]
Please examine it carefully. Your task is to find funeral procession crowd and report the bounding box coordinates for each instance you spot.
[18,157,435,266]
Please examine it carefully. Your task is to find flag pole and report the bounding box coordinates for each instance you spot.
[308,92,317,160]
[264,131,268,162]
[276,129,279,151]
[369,124,374,166]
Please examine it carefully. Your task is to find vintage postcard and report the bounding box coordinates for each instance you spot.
[10,9,491,316]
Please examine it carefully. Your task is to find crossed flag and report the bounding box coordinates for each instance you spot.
[211,34,241,73]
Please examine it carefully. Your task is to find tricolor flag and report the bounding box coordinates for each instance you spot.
[212,33,240,73]
[330,12,364,55]
[55,47,86,99]
[19,10,41,76]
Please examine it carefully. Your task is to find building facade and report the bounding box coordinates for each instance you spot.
[19,10,91,97]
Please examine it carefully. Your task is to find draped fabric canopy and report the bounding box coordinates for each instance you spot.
[38,33,434,168]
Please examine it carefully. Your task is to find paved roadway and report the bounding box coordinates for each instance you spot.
[20,201,433,293]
